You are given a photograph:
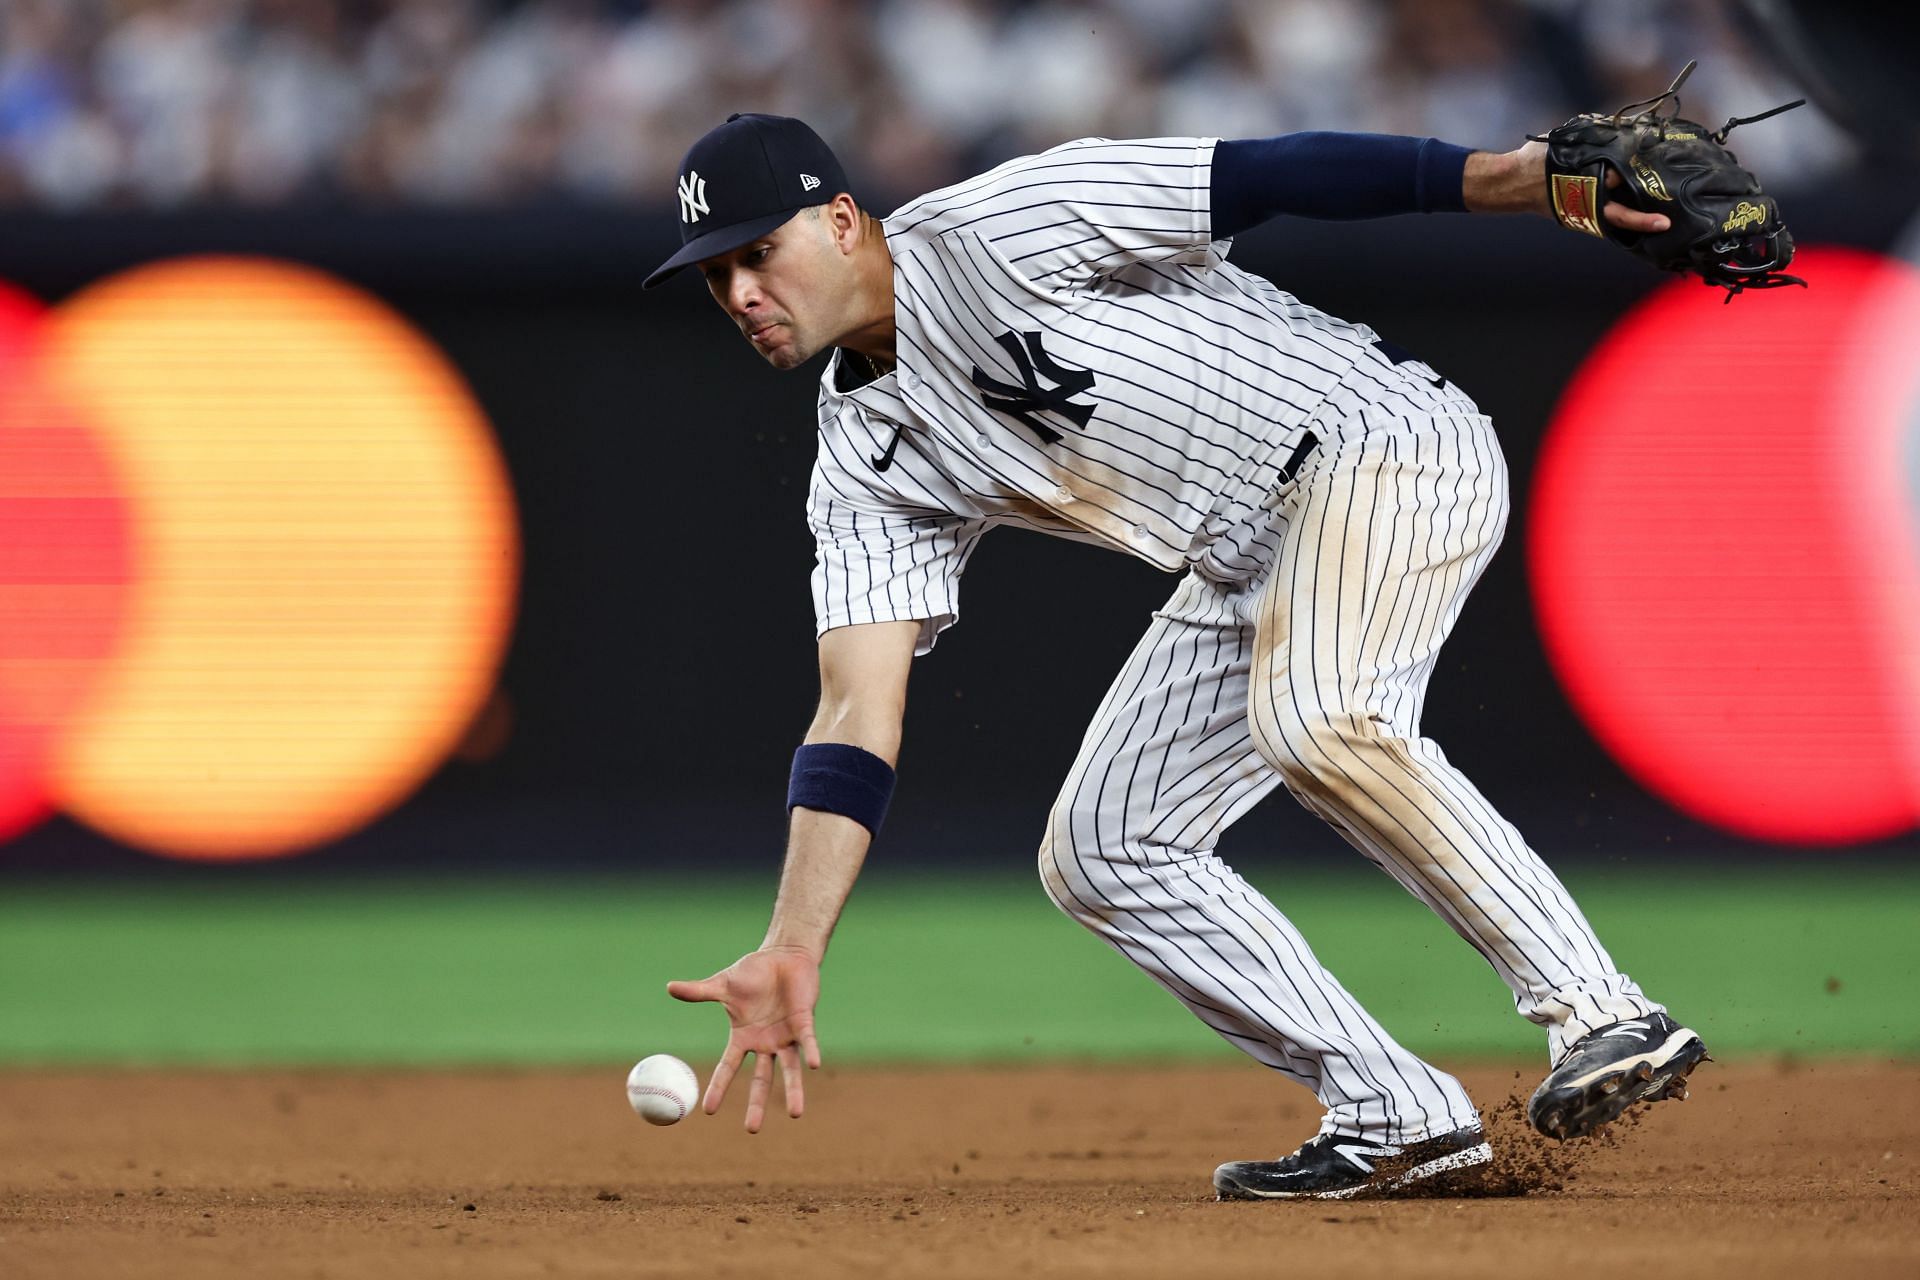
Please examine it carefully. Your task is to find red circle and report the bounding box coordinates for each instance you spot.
[0,280,136,843]
[0,281,53,838]
[1528,247,1920,845]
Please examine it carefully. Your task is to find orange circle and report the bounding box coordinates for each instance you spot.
[38,258,519,859]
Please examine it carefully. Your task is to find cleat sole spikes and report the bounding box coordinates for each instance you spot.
[1527,1016,1710,1140]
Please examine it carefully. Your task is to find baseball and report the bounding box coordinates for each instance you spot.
[626,1054,700,1126]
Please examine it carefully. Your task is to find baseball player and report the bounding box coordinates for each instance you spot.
[656,113,1710,1200]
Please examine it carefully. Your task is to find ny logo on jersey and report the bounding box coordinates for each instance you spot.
[969,331,1096,445]
[678,171,710,223]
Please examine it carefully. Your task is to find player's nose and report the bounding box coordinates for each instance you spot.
[726,274,764,318]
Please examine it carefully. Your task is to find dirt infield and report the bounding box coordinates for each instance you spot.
[2,1060,1915,1279]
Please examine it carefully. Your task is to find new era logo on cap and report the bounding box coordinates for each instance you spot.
[645,114,853,289]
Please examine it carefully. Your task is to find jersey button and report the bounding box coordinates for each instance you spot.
[1131,523,1149,541]
[901,372,920,389]
[974,433,991,448]
[1052,485,1073,503]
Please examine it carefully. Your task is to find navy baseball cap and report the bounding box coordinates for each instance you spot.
[644,113,852,289]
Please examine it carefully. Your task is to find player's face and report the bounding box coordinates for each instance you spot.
[699,207,854,370]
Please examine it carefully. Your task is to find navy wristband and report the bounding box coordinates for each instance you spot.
[788,743,896,837]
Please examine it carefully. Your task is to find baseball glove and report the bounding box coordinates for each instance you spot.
[1537,61,1807,301]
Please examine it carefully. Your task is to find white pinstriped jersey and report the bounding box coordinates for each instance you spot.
[796,134,1671,1145]
[808,136,1449,654]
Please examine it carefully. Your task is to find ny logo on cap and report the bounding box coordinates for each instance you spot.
[678,171,710,224]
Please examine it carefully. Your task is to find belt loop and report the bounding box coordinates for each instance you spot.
[1276,429,1319,486]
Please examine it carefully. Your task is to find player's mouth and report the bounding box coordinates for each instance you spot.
[746,321,784,346]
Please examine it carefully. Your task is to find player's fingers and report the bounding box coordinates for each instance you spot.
[776,1045,805,1119]
[666,975,725,1004]
[744,1052,773,1134]
[794,1014,822,1070]
[704,1043,745,1114]
[1603,202,1670,235]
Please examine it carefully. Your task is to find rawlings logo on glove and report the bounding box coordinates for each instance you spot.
[1537,61,1807,301]
[1628,156,1672,201]
[1722,201,1767,233]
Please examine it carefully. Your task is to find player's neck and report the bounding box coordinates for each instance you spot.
[837,325,895,370]
[836,231,897,368]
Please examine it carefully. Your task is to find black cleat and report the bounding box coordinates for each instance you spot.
[1213,1126,1492,1201]
[1528,1012,1709,1140]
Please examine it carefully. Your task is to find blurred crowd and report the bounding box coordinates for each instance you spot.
[0,0,1851,211]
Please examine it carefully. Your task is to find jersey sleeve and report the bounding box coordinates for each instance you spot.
[886,137,1220,289]
[808,488,988,657]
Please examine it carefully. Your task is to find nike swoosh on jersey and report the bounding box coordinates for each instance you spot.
[870,426,905,472]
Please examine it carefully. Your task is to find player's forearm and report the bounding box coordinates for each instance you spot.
[763,621,918,958]
[760,808,871,960]
[1461,144,1550,216]
[767,712,900,959]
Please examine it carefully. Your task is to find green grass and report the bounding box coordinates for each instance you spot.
[0,867,1914,1066]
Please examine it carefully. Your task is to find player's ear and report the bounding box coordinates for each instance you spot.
[825,194,862,254]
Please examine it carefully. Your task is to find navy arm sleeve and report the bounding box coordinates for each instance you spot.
[1211,133,1472,237]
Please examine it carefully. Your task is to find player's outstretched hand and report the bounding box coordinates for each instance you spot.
[667,946,823,1133]
[1509,140,1671,236]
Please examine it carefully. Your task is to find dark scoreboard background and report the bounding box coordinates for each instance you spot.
[3,175,1917,874]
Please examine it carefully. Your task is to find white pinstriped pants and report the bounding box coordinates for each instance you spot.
[1038,408,1658,1144]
